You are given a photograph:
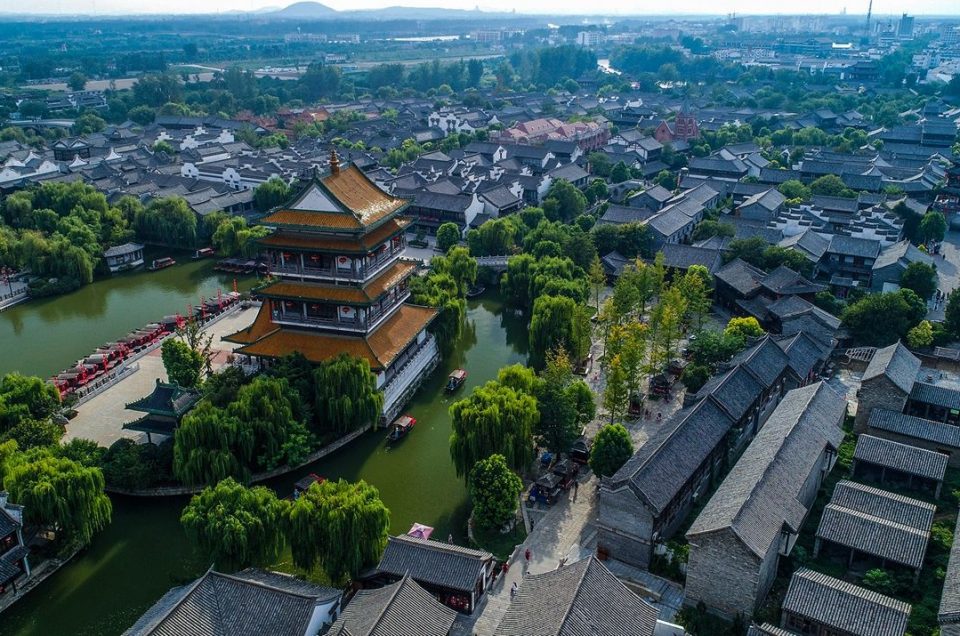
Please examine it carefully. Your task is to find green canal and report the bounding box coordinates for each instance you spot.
[1,263,528,635]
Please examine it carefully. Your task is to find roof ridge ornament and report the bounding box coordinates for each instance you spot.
[330,147,341,176]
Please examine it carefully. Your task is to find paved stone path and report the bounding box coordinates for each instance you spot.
[453,472,600,636]
[63,306,259,446]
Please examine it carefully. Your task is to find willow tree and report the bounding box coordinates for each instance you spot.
[231,377,310,469]
[313,355,383,435]
[410,271,465,356]
[173,401,250,486]
[529,294,578,369]
[180,478,287,570]
[286,478,389,583]
[449,380,537,479]
[5,449,112,549]
[432,246,478,297]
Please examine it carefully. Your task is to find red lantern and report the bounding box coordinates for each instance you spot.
[341,306,351,314]
[338,256,349,265]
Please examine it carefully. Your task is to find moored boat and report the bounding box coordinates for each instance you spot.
[149,257,176,271]
[192,247,215,259]
[466,285,486,298]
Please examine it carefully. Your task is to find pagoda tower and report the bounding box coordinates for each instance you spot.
[225,151,439,420]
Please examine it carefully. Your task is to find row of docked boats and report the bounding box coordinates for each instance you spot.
[50,291,241,399]
[214,258,269,275]
[384,368,468,445]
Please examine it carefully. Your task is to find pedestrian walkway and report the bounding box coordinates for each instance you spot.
[63,306,259,446]
[454,473,599,636]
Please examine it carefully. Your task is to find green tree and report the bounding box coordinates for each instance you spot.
[1,418,63,450]
[128,105,155,125]
[432,246,477,297]
[907,320,934,349]
[947,288,960,337]
[920,211,947,243]
[5,449,112,549]
[181,477,287,569]
[589,255,607,313]
[842,289,927,346]
[899,261,938,300]
[68,72,88,92]
[152,140,175,155]
[134,197,197,247]
[603,354,629,424]
[254,178,292,213]
[724,316,764,342]
[449,380,537,478]
[542,179,587,223]
[810,174,855,198]
[468,454,523,531]
[313,354,383,434]
[777,179,811,201]
[436,222,460,253]
[285,478,390,582]
[610,161,632,184]
[173,402,248,486]
[535,349,587,454]
[680,363,711,393]
[161,338,204,388]
[589,423,633,477]
[529,295,580,369]
[678,266,712,332]
[0,372,61,431]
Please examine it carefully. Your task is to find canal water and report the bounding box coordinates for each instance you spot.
[2,288,529,636]
[0,256,257,379]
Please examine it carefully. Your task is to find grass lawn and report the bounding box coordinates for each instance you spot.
[471,523,527,561]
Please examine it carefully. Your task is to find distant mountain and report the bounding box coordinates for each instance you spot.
[269,2,338,18]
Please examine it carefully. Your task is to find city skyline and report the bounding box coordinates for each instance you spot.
[3,0,960,18]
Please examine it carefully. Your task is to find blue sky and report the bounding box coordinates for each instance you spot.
[7,0,960,16]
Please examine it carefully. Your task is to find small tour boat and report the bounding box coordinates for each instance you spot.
[445,369,467,392]
[386,414,416,443]
[290,473,325,500]
[466,285,486,298]
[149,257,176,271]
[192,247,216,259]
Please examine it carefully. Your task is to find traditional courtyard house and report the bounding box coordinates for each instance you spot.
[851,434,948,497]
[123,568,343,636]
[103,242,145,273]
[398,191,483,234]
[627,184,673,211]
[780,568,911,636]
[823,234,881,287]
[0,493,30,597]
[122,379,201,443]
[659,243,724,275]
[597,336,794,568]
[813,480,934,582]
[329,574,456,636]
[685,382,846,621]
[686,156,750,182]
[224,153,439,422]
[765,297,841,354]
[866,409,960,467]
[735,188,787,223]
[870,239,935,292]
[714,260,826,323]
[373,535,494,614]
[494,556,659,636]
[854,341,921,433]
[939,514,960,635]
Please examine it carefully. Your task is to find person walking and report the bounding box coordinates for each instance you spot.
[524,547,531,573]
[573,480,579,502]
[510,581,518,599]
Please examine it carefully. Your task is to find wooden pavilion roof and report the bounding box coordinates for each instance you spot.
[256,260,417,306]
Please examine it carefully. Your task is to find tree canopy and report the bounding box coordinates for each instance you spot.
[589,424,634,478]
[899,261,938,301]
[469,454,523,531]
[842,289,927,346]
[286,478,389,583]
[180,477,287,569]
[449,380,537,479]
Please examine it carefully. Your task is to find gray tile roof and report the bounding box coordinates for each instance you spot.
[867,408,960,450]
[729,335,792,389]
[776,332,827,379]
[910,381,960,411]
[687,382,845,558]
[659,244,723,273]
[853,434,948,482]
[103,242,144,258]
[329,575,456,636]
[862,342,921,395]
[716,258,766,296]
[782,568,911,636]
[827,234,881,259]
[610,398,735,516]
[377,535,492,593]
[815,480,934,569]
[939,515,960,625]
[493,556,657,636]
[747,625,797,636]
[695,365,763,423]
[124,569,337,636]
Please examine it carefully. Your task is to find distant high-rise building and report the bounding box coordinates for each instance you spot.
[898,13,915,39]
[576,31,603,47]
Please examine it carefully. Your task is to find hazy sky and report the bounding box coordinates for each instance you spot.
[8,0,960,16]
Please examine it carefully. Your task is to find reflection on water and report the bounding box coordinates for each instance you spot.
[0,257,256,378]
[3,294,528,636]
